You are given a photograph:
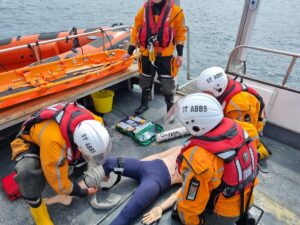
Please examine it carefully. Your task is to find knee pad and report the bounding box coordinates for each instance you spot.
[15,157,46,199]
[160,77,175,96]
[139,74,153,90]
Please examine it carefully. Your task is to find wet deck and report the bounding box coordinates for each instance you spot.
[0,85,300,225]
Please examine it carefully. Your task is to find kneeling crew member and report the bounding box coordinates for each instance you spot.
[196,66,271,160]
[167,93,259,225]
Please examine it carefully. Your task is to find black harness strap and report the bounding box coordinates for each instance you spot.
[158,0,172,47]
[145,1,152,47]
[71,27,80,50]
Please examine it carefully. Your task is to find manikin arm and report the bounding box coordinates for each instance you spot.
[141,188,182,225]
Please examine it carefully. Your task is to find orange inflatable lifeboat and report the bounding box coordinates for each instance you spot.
[0,49,133,109]
[0,26,129,72]
[34,26,130,65]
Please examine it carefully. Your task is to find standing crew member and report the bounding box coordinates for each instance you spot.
[196,66,271,161]
[165,93,259,225]
[10,102,111,225]
[123,0,187,115]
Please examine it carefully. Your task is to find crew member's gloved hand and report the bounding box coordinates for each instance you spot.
[122,44,136,60]
[70,181,97,198]
[78,179,98,195]
[176,56,183,66]
[171,203,181,223]
[142,206,163,224]
[122,53,131,60]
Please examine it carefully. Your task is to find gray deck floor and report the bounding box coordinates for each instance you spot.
[0,86,299,225]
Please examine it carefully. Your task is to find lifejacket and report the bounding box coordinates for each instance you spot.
[177,118,258,198]
[218,78,265,124]
[138,0,175,49]
[21,102,94,162]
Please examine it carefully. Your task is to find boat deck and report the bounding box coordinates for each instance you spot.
[0,84,299,225]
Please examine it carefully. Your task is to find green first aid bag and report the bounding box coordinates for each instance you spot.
[115,115,163,146]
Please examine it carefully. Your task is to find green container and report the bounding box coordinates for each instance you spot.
[115,116,163,146]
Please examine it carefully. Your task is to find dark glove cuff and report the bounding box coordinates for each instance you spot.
[70,182,88,198]
[127,45,136,55]
[176,44,184,57]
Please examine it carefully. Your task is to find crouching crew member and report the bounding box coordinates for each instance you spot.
[10,102,111,225]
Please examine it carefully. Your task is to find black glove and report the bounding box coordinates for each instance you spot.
[70,182,88,198]
[127,45,136,56]
[171,203,183,224]
[176,44,184,57]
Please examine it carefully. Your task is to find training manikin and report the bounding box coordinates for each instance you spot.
[47,146,182,225]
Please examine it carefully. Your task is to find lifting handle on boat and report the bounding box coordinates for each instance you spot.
[69,27,80,50]
[27,42,42,63]
[98,27,106,52]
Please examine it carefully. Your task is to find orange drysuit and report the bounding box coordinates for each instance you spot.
[224,91,265,135]
[130,1,187,57]
[177,122,258,225]
[19,115,103,195]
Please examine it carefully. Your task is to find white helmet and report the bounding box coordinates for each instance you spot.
[173,93,224,136]
[196,66,228,97]
[73,120,111,165]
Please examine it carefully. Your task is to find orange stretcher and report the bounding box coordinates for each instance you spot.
[0,49,133,109]
[0,26,129,72]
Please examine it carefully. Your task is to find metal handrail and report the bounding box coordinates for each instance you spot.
[226,45,300,86]
[186,25,191,80]
[0,25,132,64]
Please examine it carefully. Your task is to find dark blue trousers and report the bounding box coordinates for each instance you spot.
[103,157,171,225]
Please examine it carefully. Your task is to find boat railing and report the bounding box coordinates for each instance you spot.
[186,26,191,80]
[226,45,300,92]
[0,25,132,65]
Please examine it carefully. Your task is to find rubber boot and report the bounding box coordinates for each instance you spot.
[135,90,150,115]
[165,94,174,112]
[257,142,272,160]
[29,200,54,225]
[257,141,272,173]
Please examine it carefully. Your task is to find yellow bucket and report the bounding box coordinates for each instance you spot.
[91,89,115,113]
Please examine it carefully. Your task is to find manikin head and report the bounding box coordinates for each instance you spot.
[196,66,229,97]
[73,120,111,165]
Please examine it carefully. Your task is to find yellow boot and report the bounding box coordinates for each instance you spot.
[257,142,272,160]
[29,200,54,225]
